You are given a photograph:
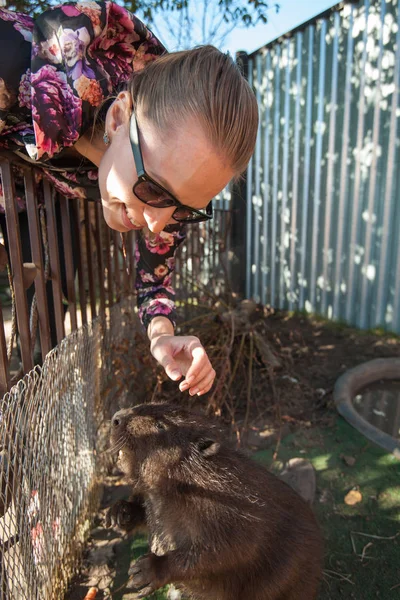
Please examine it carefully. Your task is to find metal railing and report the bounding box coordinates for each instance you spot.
[0,152,137,395]
[244,0,400,334]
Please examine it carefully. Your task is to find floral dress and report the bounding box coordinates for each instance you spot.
[0,1,187,330]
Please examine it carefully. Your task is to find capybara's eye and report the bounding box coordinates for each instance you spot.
[155,421,166,431]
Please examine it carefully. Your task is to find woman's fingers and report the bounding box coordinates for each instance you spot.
[179,344,215,394]
[150,334,216,395]
[188,369,216,396]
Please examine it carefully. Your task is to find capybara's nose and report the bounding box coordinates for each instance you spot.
[111,409,128,429]
[112,415,121,428]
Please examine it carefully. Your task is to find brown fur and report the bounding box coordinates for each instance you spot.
[106,403,323,600]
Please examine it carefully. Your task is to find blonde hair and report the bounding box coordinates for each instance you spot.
[127,45,258,177]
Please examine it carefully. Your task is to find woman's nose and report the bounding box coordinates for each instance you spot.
[143,205,175,233]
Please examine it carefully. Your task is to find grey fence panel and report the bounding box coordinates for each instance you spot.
[175,186,233,315]
[246,0,400,333]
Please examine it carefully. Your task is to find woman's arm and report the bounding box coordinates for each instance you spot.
[136,226,216,397]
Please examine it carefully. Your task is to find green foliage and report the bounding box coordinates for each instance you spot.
[5,0,53,16]
[124,0,279,27]
[4,0,279,29]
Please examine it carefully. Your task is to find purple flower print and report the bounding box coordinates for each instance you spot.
[59,27,96,81]
[61,5,81,18]
[43,170,86,199]
[135,244,141,263]
[73,75,103,106]
[163,273,173,288]
[131,43,160,73]
[31,65,82,158]
[88,3,148,86]
[154,289,174,298]
[139,298,175,320]
[37,34,62,65]
[145,231,175,255]
[18,69,31,109]
[105,2,138,44]
[138,269,156,283]
[89,37,137,88]
[0,9,33,41]
[165,257,176,270]
[74,2,103,37]
[147,299,175,315]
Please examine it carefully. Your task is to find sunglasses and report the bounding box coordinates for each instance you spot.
[129,112,213,223]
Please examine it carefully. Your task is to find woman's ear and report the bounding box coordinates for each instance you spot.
[105,91,132,141]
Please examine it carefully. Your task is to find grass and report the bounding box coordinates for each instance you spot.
[109,535,169,600]
[255,416,400,599]
[114,415,400,599]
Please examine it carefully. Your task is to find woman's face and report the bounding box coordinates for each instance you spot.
[98,106,234,234]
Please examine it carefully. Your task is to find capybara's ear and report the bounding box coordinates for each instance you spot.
[197,439,220,457]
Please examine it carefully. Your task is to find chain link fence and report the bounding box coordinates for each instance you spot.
[0,298,143,600]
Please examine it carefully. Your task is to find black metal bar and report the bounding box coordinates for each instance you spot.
[229,52,250,298]
[0,158,33,371]
[43,179,65,343]
[0,304,10,394]
[94,202,105,316]
[59,196,77,332]
[121,233,129,295]
[112,230,121,303]
[128,230,135,294]
[104,224,113,307]
[72,199,87,326]
[83,201,96,320]
[23,168,52,358]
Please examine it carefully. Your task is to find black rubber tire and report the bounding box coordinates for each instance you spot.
[333,358,400,459]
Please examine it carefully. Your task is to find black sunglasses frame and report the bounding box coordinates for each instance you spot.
[129,112,213,223]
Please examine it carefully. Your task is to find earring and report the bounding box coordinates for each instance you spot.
[103,130,110,145]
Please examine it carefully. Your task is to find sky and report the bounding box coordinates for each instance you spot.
[223,0,340,55]
[151,1,341,56]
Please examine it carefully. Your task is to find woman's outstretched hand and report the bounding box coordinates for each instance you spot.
[148,317,215,396]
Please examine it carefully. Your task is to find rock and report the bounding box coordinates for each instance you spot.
[340,454,356,467]
[281,375,299,384]
[319,489,333,504]
[279,458,317,505]
[167,585,183,599]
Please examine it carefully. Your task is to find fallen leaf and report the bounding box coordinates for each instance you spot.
[344,489,362,506]
[83,587,98,600]
[340,454,356,467]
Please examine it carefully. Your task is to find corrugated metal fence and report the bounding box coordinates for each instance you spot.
[245,0,400,333]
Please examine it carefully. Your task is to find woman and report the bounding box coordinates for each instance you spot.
[0,1,258,397]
